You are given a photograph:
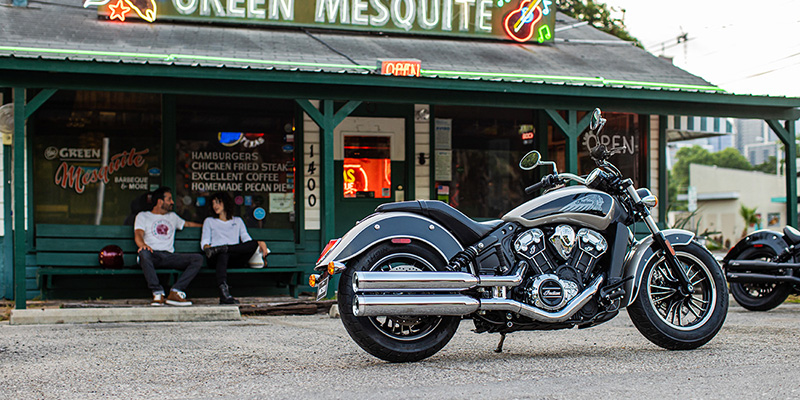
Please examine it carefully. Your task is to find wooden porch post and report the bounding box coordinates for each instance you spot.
[766,119,798,228]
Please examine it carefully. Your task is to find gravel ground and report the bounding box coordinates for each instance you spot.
[1,300,799,399]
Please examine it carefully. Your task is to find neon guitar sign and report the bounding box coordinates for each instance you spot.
[503,0,546,43]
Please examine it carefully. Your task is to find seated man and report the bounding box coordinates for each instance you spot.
[134,186,203,306]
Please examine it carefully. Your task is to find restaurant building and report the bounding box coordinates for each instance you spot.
[1,0,798,307]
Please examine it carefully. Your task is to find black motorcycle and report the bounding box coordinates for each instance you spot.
[312,109,728,362]
[723,227,800,311]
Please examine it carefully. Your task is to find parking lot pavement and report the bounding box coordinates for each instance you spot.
[1,301,798,399]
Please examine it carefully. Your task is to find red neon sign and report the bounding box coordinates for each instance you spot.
[379,60,421,77]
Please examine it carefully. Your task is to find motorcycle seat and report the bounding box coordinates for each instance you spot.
[784,226,800,244]
[376,200,503,244]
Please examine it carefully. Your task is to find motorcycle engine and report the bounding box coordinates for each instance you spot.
[512,225,608,311]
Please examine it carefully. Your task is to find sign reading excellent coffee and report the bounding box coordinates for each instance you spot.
[92,0,556,43]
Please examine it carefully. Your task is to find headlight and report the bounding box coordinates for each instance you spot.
[585,168,604,188]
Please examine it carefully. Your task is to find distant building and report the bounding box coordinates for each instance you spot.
[677,164,797,248]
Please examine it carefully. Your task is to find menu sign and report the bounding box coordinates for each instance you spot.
[175,133,294,228]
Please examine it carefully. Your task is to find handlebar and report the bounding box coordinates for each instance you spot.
[525,173,587,195]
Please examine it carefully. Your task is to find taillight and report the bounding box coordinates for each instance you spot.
[317,239,340,263]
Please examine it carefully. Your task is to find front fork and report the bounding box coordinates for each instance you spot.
[627,186,694,296]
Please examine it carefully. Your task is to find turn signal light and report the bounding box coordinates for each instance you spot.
[309,274,321,287]
[642,195,658,208]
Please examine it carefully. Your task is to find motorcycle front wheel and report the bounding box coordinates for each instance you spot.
[628,241,728,350]
[337,242,461,362]
[729,246,792,311]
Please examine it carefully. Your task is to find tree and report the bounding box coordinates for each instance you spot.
[739,204,760,238]
[669,145,755,210]
[754,156,778,174]
[557,0,641,46]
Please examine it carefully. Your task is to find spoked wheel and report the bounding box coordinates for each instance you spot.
[338,242,461,362]
[628,241,728,350]
[729,247,792,311]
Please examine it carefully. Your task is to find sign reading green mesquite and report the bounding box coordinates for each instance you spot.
[90,0,555,43]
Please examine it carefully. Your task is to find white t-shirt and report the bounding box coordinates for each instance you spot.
[201,216,252,249]
[134,211,186,253]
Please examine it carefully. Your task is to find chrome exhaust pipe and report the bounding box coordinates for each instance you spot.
[353,295,480,317]
[352,275,603,322]
[480,275,603,322]
[354,263,527,292]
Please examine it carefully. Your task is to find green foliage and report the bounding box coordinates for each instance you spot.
[671,145,754,199]
[754,156,778,174]
[556,0,641,46]
[739,204,760,237]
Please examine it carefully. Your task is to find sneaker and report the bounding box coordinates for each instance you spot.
[151,292,166,306]
[166,289,193,306]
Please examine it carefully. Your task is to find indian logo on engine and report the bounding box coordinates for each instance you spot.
[560,194,605,213]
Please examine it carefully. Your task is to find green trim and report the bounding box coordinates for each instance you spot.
[0,45,728,92]
[424,70,725,92]
[658,115,668,225]
[544,109,591,173]
[643,114,651,189]
[13,88,25,309]
[429,105,436,200]
[24,89,57,119]
[294,104,306,249]
[767,119,798,227]
[405,109,415,201]
[1,61,799,120]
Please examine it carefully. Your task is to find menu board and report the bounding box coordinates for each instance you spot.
[175,132,295,229]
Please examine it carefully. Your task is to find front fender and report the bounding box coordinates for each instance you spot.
[314,212,464,271]
[723,230,788,263]
[621,229,696,307]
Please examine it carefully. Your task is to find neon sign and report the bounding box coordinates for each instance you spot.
[343,158,391,198]
[86,0,157,22]
[85,0,555,43]
[379,60,421,77]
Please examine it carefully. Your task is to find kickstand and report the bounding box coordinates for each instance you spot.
[494,332,506,353]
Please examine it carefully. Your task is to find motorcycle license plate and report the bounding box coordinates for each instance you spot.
[315,274,330,301]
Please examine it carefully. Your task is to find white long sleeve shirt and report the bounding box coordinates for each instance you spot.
[200,216,252,249]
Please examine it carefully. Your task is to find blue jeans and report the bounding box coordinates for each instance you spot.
[138,250,203,293]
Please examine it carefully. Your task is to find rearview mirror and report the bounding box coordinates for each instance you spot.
[519,151,541,170]
[589,108,602,130]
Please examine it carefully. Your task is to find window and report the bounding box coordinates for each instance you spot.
[174,96,295,229]
[435,107,538,219]
[32,90,162,225]
[343,135,391,199]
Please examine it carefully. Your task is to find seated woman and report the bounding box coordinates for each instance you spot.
[201,192,269,304]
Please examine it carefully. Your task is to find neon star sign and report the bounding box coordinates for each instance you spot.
[84,0,157,22]
[108,0,131,21]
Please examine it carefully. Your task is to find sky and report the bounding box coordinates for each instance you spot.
[602,0,800,98]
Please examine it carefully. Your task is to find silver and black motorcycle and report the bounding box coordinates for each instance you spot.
[313,109,728,362]
[724,227,800,311]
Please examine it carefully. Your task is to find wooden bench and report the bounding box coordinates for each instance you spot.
[34,224,303,298]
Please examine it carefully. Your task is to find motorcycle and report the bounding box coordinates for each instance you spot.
[312,108,728,362]
[723,227,800,311]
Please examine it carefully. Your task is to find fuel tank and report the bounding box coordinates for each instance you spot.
[503,186,624,230]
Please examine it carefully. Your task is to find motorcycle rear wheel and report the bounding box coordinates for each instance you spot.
[338,242,461,362]
[628,242,728,350]
[729,247,792,311]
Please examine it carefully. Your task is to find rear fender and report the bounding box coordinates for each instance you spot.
[314,212,464,271]
[723,230,788,263]
[621,229,697,307]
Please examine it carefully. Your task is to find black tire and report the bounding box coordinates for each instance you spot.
[337,242,461,362]
[729,247,792,311]
[628,241,728,350]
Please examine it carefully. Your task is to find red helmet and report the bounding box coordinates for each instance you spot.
[99,245,124,269]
